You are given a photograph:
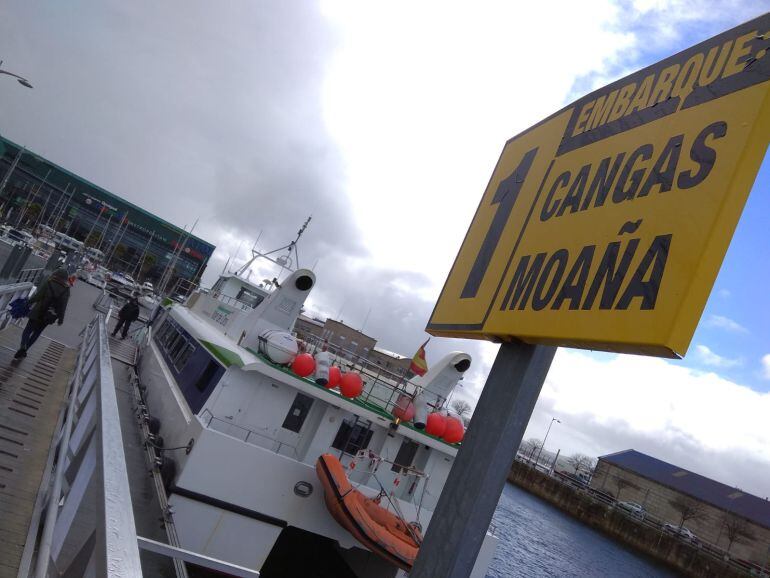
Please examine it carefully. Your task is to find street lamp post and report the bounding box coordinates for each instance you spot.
[0,60,33,88]
[535,417,560,469]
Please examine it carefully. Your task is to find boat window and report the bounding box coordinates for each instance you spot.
[194,360,220,393]
[391,439,419,473]
[167,332,185,355]
[173,342,196,372]
[154,320,173,344]
[161,324,179,348]
[332,418,373,455]
[281,393,314,433]
[169,333,187,360]
[236,287,264,308]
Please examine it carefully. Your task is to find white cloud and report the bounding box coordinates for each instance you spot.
[761,354,770,380]
[694,344,743,368]
[717,288,731,299]
[321,0,636,284]
[703,314,748,334]
[526,349,770,497]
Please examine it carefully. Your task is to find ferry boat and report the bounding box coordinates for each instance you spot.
[136,264,499,576]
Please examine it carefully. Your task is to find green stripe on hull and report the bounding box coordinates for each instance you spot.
[201,340,244,368]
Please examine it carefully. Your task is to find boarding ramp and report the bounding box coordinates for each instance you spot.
[0,283,74,578]
[5,291,260,577]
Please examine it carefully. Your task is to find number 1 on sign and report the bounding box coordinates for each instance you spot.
[461,148,538,299]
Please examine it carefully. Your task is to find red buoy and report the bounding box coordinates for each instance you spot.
[339,372,363,398]
[425,412,447,437]
[292,353,316,378]
[392,394,415,422]
[327,366,341,388]
[442,416,465,444]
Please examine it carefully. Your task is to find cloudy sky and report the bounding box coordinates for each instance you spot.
[2,1,770,496]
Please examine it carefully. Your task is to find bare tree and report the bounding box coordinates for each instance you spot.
[721,514,756,553]
[451,399,472,419]
[614,477,640,501]
[669,496,708,529]
[566,453,594,475]
[520,438,543,460]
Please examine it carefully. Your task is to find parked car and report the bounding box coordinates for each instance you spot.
[3,227,32,244]
[141,281,154,293]
[107,272,137,293]
[586,488,616,506]
[85,270,108,288]
[663,523,699,543]
[617,501,646,520]
[561,472,589,489]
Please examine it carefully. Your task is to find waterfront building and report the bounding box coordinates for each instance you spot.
[0,135,215,287]
[293,316,412,375]
[369,346,411,375]
[592,449,770,564]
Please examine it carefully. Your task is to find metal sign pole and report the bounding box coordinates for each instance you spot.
[410,340,556,578]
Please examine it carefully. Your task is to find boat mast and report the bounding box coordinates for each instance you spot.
[236,216,311,277]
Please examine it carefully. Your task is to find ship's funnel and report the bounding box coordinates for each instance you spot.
[413,352,471,429]
[235,269,316,354]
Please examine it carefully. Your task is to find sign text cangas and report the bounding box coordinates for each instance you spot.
[427,14,770,358]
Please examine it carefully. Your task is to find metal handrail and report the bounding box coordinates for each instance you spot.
[16,267,44,284]
[27,312,143,577]
[210,291,257,311]
[22,311,261,577]
[0,281,34,331]
[292,331,432,416]
[200,408,300,459]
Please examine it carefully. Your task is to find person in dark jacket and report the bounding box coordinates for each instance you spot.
[15,268,70,358]
[113,294,140,339]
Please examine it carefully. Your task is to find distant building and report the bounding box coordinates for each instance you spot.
[292,316,411,376]
[368,347,411,376]
[295,314,325,341]
[319,319,376,360]
[592,449,770,563]
[0,136,215,286]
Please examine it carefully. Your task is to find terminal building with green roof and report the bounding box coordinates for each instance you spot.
[0,135,215,288]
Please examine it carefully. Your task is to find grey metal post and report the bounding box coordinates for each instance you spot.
[550,448,560,474]
[410,340,556,578]
[535,416,560,469]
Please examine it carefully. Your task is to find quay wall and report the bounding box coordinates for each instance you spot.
[507,462,749,578]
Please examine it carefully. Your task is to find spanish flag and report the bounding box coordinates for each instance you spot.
[409,339,430,377]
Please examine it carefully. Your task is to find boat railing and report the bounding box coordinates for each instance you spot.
[200,408,301,460]
[0,280,34,331]
[16,267,44,284]
[93,289,114,314]
[295,331,424,416]
[212,291,257,311]
[345,450,439,512]
[19,311,261,577]
[21,311,145,577]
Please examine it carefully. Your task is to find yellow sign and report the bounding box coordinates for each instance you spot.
[427,14,770,358]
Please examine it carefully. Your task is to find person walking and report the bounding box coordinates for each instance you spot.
[112,294,140,339]
[15,268,70,359]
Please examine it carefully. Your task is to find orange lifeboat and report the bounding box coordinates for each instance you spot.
[315,453,422,571]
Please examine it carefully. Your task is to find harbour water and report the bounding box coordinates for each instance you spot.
[487,483,679,578]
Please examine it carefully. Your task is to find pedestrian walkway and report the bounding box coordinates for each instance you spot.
[0,326,76,577]
[108,332,139,365]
